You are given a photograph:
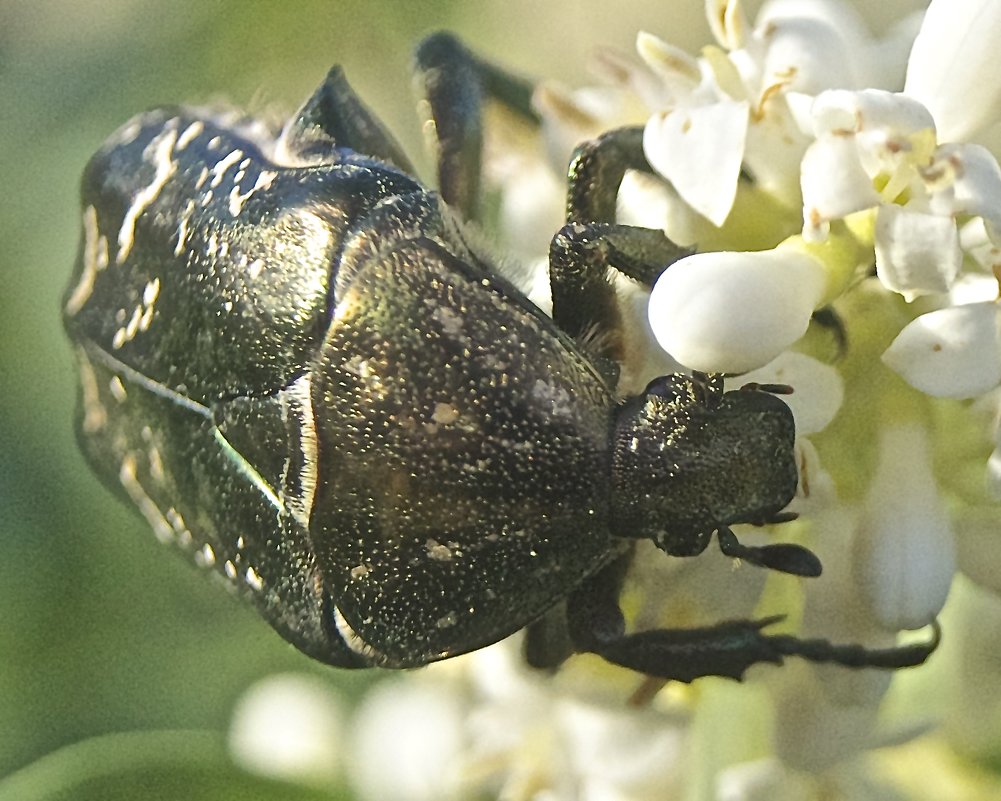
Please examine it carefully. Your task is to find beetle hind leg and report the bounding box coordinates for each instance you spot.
[414,31,538,221]
[564,559,940,682]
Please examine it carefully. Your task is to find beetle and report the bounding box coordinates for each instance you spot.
[63,32,938,682]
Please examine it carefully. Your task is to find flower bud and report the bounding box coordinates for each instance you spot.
[647,248,826,373]
[853,424,955,631]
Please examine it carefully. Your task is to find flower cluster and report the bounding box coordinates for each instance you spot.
[228,2,1001,799]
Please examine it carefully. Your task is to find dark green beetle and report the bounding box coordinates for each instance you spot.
[63,33,938,681]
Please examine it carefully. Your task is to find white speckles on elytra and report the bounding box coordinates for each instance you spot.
[111,276,161,350]
[175,120,204,151]
[108,375,127,403]
[195,542,216,567]
[245,566,264,591]
[210,148,244,189]
[350,564,370,580]
[75,351,107,435]
[117,126,178,264]
[174,199,196,256]
[118,453,173,543]
[229,169,277,217]
[431,402,460,425]
[65,205,110,316]
[436,611,458,629]
[425,539,455,561]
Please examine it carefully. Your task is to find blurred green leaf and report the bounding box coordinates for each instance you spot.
[0,730,349,801]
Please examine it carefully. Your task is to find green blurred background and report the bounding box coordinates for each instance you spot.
[1,1,709,797]
[0,0,929,797]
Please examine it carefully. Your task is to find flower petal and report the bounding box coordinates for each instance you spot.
[874,204,962,300]
[811,88,935,139]
[706,0,750,51]
[882,302,1001,398]
[735,351,844,434]
[635,31,702,92]
[904,0,1001,142]
[742,96,811,206]
[643,99,749,226]
[853,424,955,631]
[758,13,863,95]
[926,143,1001,238]
[800,134,879,235]
[647,248,826,373]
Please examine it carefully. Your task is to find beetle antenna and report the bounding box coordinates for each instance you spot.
[740,382,794,395]
[748,511,799,526]
[717,526,822,577]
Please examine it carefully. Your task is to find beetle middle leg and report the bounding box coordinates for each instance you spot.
[564,558,941,683]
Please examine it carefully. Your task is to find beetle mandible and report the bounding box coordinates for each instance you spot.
[63,33,939,682]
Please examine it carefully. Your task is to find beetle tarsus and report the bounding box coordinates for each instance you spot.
[767,619,942,670]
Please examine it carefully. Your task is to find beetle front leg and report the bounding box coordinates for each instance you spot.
[549,221,691,362]
[565,559,941,682]
[414,31,538,221]
[549,126,692,361]
[565,127,651,224]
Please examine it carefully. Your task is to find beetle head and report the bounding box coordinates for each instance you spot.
[610,374,799,556]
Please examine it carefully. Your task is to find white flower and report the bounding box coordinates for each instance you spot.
[348,675,467,801]
[346,639,687,801]
[228,673,345,787]
[799,88,986,301]
[402,2,1001,799]
[643,99,748,227]
[873,205,962,299]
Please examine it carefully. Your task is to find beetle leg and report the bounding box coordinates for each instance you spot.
[523,602,575,671]
[549,127,692,360]
[524,547,635,671]
[280,66,415,171]
[566,563,941,681]
[565,127,651,224]
[548,221,691,361]
[414,31,538,221]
